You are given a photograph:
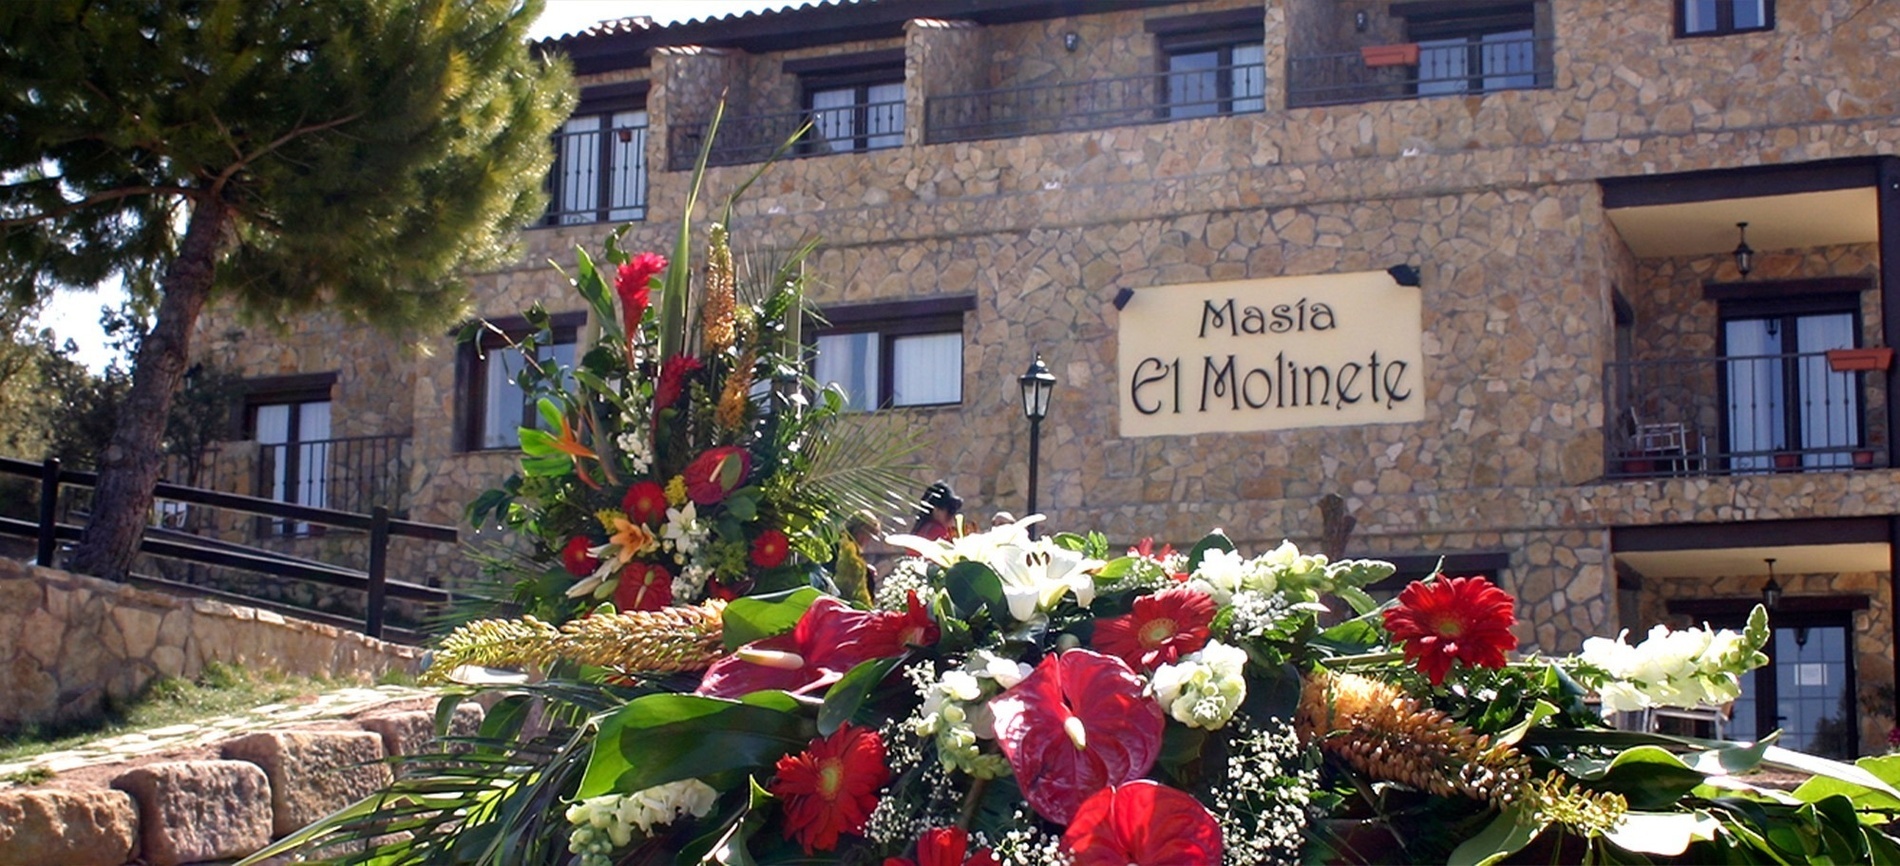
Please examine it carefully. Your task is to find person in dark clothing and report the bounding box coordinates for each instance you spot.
[912,481,963,542]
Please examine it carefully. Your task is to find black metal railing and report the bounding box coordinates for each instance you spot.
[255,434,409,523]
[926,62,1266,144]
[1287,36,1553,108]
[544,119,649,226]
[668,99,906,170]
[1605,351,1887,479]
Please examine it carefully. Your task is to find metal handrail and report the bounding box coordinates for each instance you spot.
[668,99,906,170]
[926,61,1266,144]
[1287,35,1554,108]
[253,432,411,518]
[544,120,649,226]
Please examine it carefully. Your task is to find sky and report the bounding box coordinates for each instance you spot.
[34,0,797,374]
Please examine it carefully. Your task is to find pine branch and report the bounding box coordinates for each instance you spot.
[0,185,194,228]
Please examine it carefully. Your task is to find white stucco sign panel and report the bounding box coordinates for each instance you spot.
[1116,271,1425,437]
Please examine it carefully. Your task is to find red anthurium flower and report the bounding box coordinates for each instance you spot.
[771,722,890,854]
[614,252,666,333]
[884,827,1000,866]
[1382,575,1519,686]
[559,536,600,577]
[1063,781,1222,866]
[683,445,750,505]
[614,562,673,612]
[751,528,790,568]
[621,480,668,526]
[655,354,703,413]
[696,596,911,698]
[862,591,939,656]
[1091,587,1216,671]
[989,649,1164,824]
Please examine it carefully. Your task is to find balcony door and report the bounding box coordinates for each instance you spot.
[1721,305,1859,470]
[1725,614,1856,759]
[253,397,331,534]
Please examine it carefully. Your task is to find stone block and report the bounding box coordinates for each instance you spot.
[0,787,139,866]
[358,702,485,761]
[112,759,273,866]
[221,730,392,836]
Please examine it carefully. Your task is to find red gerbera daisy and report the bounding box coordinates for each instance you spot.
[1382,575,1519,685]
[614,562,673,612]
[884,827,999,866]
[771,722,890,854]
[1091,587,1216,671]
[751,528,790,568]
[1063,781,1222,866]
[559,536,599,577]
[621,480,668,526]
[863,590,939,656]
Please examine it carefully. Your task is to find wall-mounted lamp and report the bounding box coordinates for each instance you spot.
[1733,222,1754,278]
[1762,557,1781,610]
[1355,11,1370,32]
[1063,32,1079,52]
[1386,264,1421,287]
[1112,287,1134,310]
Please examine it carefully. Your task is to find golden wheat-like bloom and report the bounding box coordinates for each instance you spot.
[1297,670,1530,803]
[1522,770,1628,837]
[420,602,729,684]
[420,616,562,684]
[702,223,737,353]
[716,350,756,432]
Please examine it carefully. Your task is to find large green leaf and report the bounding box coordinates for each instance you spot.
[817,655,905,736]
[576,693,811,799]
[722,587,822,650]
[1763,745,1900,801]
[1558,745,1709,810]
[1604,811,1722,856]
[944,560,1004,618]
[572,246,618,338]
[1791,754,1900,813]
[1447,806,1544,866]
[1185,531,1235,573]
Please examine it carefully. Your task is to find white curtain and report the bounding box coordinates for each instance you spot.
[296,401,331,509]
[1724,319,1782,471]
[810,88,856,151]
[1231,43,1265,113]
[816,332,878,411]
[1166,49,1219,119]
[254,404,291,503]
[866,82,905,150]
[559,116,601,224]
[483,346,528,448]
[608,110,648,221]
[1796,313,1858,467]
[892,333,961,406]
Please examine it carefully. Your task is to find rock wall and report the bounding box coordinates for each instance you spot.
[0,559,424,734]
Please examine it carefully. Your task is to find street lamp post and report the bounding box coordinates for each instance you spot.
[1019,354,1056,538]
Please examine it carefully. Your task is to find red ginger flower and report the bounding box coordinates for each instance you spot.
[655,354,702,413]
[683,445,750,505]
[696,596,915,698]
[614,562,672,612]
[621,480,668,526]
[1382,575,1519,686]
[990,649,1164,824]
[615,252,665,333]
[1063,781,1222,866]
[771,722,889,853]
[559,536,599,577]
[885,827,999,866]
[1091,587,1215,671]
[751,528,790,568]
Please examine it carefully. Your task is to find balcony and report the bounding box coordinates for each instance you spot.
[668,99,905,170]
[1605,352,1887,480]
[1286,35,1553,108]
[544,117,649,227]
[925,61,1265,144]
[256,434,412,519]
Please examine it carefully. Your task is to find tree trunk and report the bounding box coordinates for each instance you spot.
[69,197,228,579]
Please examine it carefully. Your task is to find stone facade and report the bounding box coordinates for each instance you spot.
[192,0,1900,751]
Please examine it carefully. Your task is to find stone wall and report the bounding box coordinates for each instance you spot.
[0,559,424,734]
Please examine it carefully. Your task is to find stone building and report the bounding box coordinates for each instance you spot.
[193,0,1900,756]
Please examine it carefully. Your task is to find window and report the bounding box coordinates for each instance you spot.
[1152,12,1266,119]
[462,313,581,450]
[1402,2,1544,96]
[1678,0,1773,37]
[803,77,905,155]
[546,83,648,226]
[812,297,973,412]
[242,373,337,534]
[1720,297,1863,471]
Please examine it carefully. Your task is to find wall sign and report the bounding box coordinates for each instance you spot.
[1116,271,1424,437]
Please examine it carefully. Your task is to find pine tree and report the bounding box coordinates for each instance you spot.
[0,0,572,578]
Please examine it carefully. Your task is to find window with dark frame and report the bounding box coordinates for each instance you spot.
[1151,12,1266,119]
[1402,2,1543,96]
[242,373,337,535]
[461,313,583,450]
[546,82,648,226]
[811,297,973,412]
[1677,0,1774,38]
[787,50,907,157]
[1716,293,1864,471]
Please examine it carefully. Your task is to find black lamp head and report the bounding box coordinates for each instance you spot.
[1386,264,1421,287]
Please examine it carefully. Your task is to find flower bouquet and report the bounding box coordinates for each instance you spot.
[260,520,1900,865]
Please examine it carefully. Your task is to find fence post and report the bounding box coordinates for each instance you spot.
[365,505,390,639]
[36,457,59,567]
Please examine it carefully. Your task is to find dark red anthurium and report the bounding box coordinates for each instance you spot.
[614,562,672,612]
[682,445,749,505]
[1062,781,1223,866]
[884,827,1000,866]
[696,596,910,698]
[988,649,1164,824]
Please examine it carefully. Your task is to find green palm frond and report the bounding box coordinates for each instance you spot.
[797,408,926,524]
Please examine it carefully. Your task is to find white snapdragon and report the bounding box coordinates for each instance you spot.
[1578,618,1766,713]
[565,779,717,866]
[615,406,653,475]
[1186,548,1277,605]
[673,562,712,601]
[908,655,1023,779]
[1151,641,1248,730]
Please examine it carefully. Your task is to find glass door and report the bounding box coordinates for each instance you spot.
[1725,617,1856,759]
[1722,311,1859,471]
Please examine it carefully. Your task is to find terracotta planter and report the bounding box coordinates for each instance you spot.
[1773,453,1800,470]
[1360,42,1420,67]
[1621,458,1655,475]
[1854,449,1876,466]
[1826,347,1893,372]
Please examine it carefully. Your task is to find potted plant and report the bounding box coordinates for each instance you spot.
[1854,448,1877,467]
[1360,42,1420,67]
[1826,347,1894,372]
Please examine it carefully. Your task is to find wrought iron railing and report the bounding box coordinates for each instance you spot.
[926,62,1266,144]
[1604,352,1887,480]
[543,119,649,226]
[256,434,410,523]
[1287,36,1553,108]
[668,99,906,170]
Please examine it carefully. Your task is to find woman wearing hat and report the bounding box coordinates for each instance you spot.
[912,481,963,542]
